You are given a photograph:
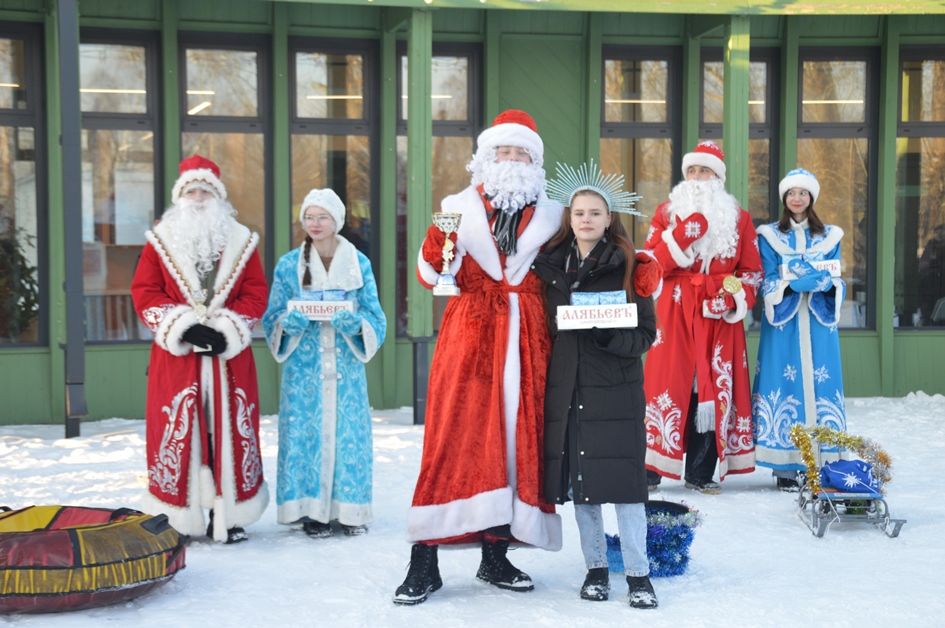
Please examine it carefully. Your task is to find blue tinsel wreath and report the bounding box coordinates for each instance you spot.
[606,500,702,577]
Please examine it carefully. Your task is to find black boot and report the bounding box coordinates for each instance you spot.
[393,544,442,605]
[627,575,658,609]
[476,539,534,591]
[207,510,248,544]
[580,567,610,601]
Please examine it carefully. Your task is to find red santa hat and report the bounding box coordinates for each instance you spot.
[474,109,544,167]
[171,155,227,202]
[681,141,726,183]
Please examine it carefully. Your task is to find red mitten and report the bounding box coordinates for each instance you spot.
[420,224,457,266]
[632,253,663,298]
[703,292,735,317]
[672,213,708,250]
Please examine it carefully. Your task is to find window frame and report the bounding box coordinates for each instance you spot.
[79,29,162,346]
[0,21,48,348]
[699,46,781,223]
[179,32,273,274]
[600,45,681,146]
[797,46,881,330]
[288,36,380,265]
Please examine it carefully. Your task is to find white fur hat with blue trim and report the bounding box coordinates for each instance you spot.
[779,168,820,204]
[300,188,346,230]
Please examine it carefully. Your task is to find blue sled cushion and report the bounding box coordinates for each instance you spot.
[820,459,880,493]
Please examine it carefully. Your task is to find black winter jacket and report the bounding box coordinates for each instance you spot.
[533,239,657,506]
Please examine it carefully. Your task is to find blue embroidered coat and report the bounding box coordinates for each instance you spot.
[752,220,847,470]
[262,238,386,526]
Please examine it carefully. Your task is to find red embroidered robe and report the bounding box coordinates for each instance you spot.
[643,200,764,480]
[408,185,563,551]
[131,219,269,540]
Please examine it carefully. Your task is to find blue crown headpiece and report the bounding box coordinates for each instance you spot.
[545,160,644,216]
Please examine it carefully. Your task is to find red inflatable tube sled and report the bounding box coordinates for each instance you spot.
[0,505,186,614]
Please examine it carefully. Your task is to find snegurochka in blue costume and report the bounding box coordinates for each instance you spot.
[751,169,848,491]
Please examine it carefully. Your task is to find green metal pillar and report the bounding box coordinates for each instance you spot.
[484,10,501,125]
[876,17,901,396]
[681,27,701,157]
[407,8,433,423]
[43,0,66,426]
[379,12,400,408]
[722,15,750,208]
[778,16,799,177]
[584,12,602,163]
[272,3,291,259]
[162,0,180,197]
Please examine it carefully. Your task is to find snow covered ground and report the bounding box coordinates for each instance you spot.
[2,392,944,627]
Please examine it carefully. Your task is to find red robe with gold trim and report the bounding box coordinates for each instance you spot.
[131,219,269,540]
[408,185,563,551]
[643,200,764,480]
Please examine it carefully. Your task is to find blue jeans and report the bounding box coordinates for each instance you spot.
[573,502,649,577]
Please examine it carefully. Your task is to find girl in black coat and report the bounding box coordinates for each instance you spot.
[533,185,658,608]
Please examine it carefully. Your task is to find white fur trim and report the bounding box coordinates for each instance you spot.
[661,226,697,268]
[808,278,845,328]
[297,236,364,293]
[722,289,749,324]
[779,171,820,204]
[268,314,304,364]
[343,317,379,363]
[476,123,544,167]
[756,223,843,257]
[407,487,514,543]
[278,497,373,527]
[172,168,227,202]
[156,305,199,356]
[764,279,800,326]
[682,152,726,183]
[207,308,252,360]
[443,186,502,280]
[645,448,683,480]
[504,190,563,286]
[510,496,562,552]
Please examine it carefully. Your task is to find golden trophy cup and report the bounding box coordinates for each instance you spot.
[431,212,462,296]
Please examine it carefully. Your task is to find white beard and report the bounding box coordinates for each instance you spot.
[467,151,546,213]
[160,196,236,277]
[667,179,740,260]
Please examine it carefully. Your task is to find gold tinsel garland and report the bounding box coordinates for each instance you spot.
[789,425,893,495]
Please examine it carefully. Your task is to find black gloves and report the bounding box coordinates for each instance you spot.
[182,323,228,356]
[577,326,616,346]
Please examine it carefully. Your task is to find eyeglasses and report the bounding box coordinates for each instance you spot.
[302,214,334,224]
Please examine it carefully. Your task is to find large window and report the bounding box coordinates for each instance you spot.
[0,26,43,346]
[601,46,681,250]
[181,35,269,272]
[798,50,878,329]
[895,47,945,328]
[290,40,376,258]
[700,48,779,330]
[395,44,480,335]
[79,34,159,342]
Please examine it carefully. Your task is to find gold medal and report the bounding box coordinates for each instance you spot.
[723,275,743,294]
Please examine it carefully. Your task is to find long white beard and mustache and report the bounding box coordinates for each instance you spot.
[160,196,236,277]
[468,152,546,213]
[668,178,740,261]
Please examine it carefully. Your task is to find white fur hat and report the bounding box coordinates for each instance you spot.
[779,168,820,204]
[300,188,345,230]
[681,141,726,183]
[171,155,227,202]
[474,109,544,167]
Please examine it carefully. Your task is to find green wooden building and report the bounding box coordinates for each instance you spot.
[2,0,945,431]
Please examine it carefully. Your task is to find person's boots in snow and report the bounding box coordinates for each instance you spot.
[393,543,442,605]
[626,575,658,609]
[476,538,534,591]
[580,567,610,601]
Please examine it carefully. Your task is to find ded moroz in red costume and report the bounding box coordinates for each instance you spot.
[409,111,563,551]
[643,142,764,481]
[131,155,269,542]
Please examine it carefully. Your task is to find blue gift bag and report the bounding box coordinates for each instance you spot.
[820,459,880,493]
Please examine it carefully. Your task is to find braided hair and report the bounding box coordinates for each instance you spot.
[301,235,314,289]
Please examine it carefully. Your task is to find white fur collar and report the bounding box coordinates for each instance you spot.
[757,222,844,256]
[148,219,257,311]
[441,186,563,287]
[296,236,364,292]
